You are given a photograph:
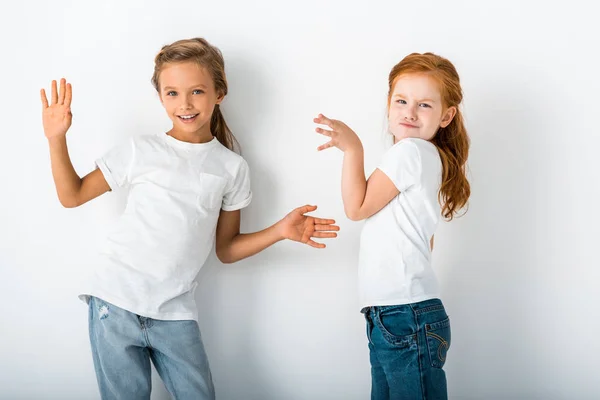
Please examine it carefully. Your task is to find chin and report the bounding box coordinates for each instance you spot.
[391,132,414,143]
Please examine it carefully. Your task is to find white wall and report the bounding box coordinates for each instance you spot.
[1,0,598,399]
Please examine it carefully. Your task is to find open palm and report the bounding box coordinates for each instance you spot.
[40,78,73,139]
[278,205,339,248]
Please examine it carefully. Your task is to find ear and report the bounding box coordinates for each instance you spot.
[216,91,225,105]
[440,106,457,128]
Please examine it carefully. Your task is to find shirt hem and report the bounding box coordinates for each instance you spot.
[79,290,198,322]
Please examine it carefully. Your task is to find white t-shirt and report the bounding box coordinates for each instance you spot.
[358,138,442,309]
[79,133,252,321]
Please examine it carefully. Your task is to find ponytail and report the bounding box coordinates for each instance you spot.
[210,104,239,152]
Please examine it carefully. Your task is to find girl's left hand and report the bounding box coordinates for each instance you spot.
[314,114,363,152]
[277,205,339,248]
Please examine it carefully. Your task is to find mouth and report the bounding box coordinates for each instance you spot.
[400,123,418,128]
[177,114,199,123]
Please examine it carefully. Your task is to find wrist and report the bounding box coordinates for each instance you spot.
[47,135,67,146]
[271,219,287,242]
[345,143,364,156]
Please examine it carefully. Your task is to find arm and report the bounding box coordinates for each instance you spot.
[215,205,339,264]
[340,146,367,219]
[41,79,110,207]
[314,114,399,221]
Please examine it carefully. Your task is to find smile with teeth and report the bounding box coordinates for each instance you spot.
[178,114,199,122]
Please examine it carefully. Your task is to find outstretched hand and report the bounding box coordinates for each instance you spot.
[41,78,73,139]
[277,205,339,248]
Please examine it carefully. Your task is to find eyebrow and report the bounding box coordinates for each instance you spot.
[163,84,208,90]
[393,94,437,103]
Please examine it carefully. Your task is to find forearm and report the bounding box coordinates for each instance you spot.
[341,146,367,220]
[47,137,83,207]
[218,223,284,264]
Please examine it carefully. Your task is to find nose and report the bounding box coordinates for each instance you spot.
[179,94,192,110]
[404,106,417,121]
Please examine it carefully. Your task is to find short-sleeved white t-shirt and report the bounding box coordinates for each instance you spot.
[79,133,252,321]
[358,138,442,309]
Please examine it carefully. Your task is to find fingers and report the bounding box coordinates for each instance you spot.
[41,79,72,109]
[314,113,335,129]
[317,141,335,151]
[64,83,72,107]
[306,239,326,249]
[313,217,336,225]
[40,89,49,109]
[314,222,339,231]
[312,231,338,238]
[58,78,66,104]
[51,80,58,105]
[315,115,337,151]
[315,127,333,137]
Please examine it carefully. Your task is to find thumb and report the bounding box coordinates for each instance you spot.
[297,204,317,214]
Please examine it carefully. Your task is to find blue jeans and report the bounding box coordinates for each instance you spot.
[362,298,451,400]
[88,296,215,400]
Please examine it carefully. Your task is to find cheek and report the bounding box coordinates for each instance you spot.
[424,120,441,138]
[195,97,213,109]
[423,110,442,125]
[388,108,401,122]
[166,102,178,114]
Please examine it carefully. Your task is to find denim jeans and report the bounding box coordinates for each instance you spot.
[88,296,215,400]
[362,298,451,400]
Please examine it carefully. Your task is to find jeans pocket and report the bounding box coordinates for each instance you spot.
[425,317,451,368]
[375,307,417,348]
[363,312,374,345]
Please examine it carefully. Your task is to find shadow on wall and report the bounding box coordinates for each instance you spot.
[441,70,555,398]
[192,53,278,400]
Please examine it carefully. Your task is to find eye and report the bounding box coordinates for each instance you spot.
[419,103,432,108]
[166,91,177,96]
[192,89,205,95]
[396,99,407,104]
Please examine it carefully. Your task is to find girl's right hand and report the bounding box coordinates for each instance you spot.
[40,78,73,140]
[314,113,363,153]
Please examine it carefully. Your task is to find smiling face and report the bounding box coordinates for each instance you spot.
[158,61,223,142]
[387,73,456,143]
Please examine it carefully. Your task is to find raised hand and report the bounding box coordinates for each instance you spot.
[40,78,73,139]
[314,113,363,152]
[276,205,339,248]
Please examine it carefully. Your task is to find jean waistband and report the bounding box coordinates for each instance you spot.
[361,298,444,316]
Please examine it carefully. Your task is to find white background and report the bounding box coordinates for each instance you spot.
[1,0,598,399]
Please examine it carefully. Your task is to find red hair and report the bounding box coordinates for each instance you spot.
[388,53,470,220]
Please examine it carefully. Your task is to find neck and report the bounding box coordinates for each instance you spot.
[167,126,213,144]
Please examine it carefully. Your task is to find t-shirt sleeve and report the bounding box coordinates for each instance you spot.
[377,140,422,192]
[95,138,135,191]
[222,158,252,211]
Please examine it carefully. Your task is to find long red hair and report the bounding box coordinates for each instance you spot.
[388,53,470,220]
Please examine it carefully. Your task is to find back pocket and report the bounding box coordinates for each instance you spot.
[425,317,451,368]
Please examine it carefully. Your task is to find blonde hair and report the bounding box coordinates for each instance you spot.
[152,38,239,152]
